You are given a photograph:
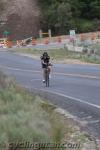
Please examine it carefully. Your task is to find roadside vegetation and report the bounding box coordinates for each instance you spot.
[10,44,100,64]
[0,0,100,39]
[0,71,95,150]
[39,0,100,35]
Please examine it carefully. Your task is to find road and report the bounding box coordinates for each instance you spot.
[0,50,100,138]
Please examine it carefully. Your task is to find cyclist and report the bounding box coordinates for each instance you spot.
[40,52,52,83]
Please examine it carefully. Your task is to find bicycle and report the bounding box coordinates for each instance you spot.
[44,64,50,87]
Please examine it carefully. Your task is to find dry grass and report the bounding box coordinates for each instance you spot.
[0,71,73,150]
[10,47,100,64]
[0,71,97,150]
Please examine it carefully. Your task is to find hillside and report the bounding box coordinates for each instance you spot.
[0,0,40,39]
[0,0,100,39]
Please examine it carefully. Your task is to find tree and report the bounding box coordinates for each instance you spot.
[90,1,100,19]
[39,0,100,34]
[56,2,72,34]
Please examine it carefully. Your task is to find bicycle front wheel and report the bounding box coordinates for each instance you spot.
[45,70,49,87]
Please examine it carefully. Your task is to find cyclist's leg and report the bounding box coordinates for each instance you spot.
[48,64,52,78]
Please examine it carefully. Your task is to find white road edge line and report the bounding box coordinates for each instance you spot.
[37,88,100,109]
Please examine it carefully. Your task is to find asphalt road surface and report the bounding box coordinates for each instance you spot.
[0,50,100,138]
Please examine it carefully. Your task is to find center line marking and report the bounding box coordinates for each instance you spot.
[0,64,100,79]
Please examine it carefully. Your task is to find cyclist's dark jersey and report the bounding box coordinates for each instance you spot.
[40,55,50,68]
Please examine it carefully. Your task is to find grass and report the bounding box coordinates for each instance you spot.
[10,47,100,64]
[0,71,96,149]
[0,71,82,150]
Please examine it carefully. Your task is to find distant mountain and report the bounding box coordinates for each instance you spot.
[0,0,40,39]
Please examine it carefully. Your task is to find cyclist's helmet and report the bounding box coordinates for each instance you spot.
[43,52,48,56]
[43,52,48,59]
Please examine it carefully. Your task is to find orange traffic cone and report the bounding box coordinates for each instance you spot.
[32,39,37,45]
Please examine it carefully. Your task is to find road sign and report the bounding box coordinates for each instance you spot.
[3,31,10,37]
[69,30,75,37]
[69,30,76,46]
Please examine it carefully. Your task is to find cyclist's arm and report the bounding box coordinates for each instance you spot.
[41,58,47,65]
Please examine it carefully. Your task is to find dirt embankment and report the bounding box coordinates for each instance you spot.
[0,0,40,39]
